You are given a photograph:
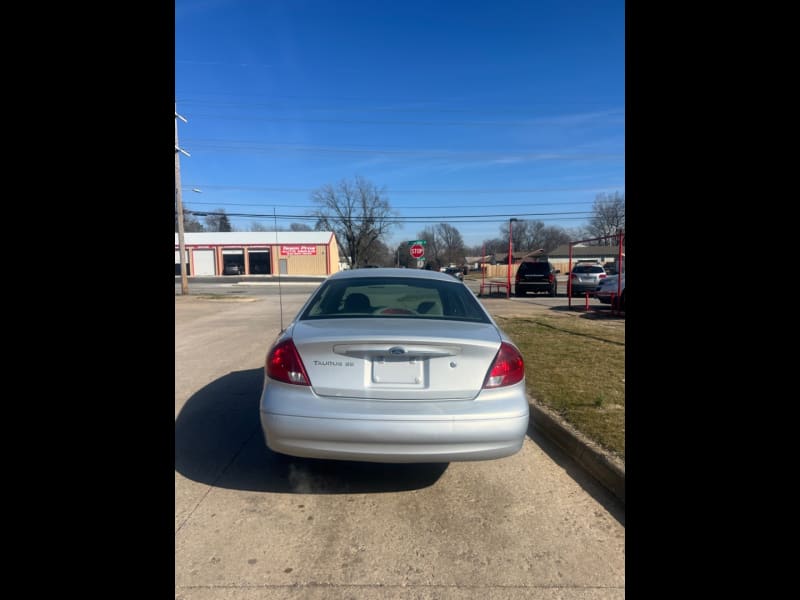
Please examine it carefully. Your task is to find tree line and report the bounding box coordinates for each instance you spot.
[176,177,624,269]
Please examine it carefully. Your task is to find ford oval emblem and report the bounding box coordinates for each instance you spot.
[389,346,406,355]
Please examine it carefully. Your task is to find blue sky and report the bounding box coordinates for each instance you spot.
[175,0,624,249]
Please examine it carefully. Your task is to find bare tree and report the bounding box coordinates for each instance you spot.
[437,223,465,266]
[290,222,313,231]
[312,176,396,268]
[480,219,574,259]
[394,241,417,268]
[249,222,311,232]
[364,238,395,266]
[416,226,442,270]
[539,226,571,253]
[586,192,625,242]
[520,221,545,251]
[564,226,589,241]
[481,237,507,256]
[500,220,566,254]
[205,208,232,232]
[177,206,205,232]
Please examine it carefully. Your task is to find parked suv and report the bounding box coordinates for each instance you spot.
[515,261,559,296]
[569,263,607,296]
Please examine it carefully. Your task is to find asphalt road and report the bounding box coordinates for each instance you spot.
[175,287,624,599]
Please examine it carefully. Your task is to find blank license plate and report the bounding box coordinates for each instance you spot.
[372,358,423,384]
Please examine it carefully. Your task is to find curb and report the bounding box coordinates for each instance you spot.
[528,400,625,504]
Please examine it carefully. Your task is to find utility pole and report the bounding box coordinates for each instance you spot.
[175,103,190,295]
[507,218,518,298]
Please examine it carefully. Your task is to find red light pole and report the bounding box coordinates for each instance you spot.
[481,242,486,294]
[507,218,518,298]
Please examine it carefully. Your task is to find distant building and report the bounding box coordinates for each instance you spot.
[175,231,340,277]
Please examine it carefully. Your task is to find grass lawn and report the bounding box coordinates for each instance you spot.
[495,314,625,461]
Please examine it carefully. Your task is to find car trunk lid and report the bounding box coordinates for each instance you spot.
[291,319,503,400]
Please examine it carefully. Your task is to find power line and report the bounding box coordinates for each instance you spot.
[185,113,626,129]
[182,138,623,154]
[176,90,622,109]
[176,98,624,117]
[194,214,598,225]
[189,210,600,221]
[182,142,622,161]
[182,184,624,194]
[184,201,596,210]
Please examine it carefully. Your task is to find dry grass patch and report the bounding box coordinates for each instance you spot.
[496,314,625,460]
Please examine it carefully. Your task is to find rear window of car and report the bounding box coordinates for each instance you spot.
[573,265,605,273]
[518,262,551,274]
[300,277,490,323]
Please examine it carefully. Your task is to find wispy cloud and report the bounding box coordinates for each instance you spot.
[489,157,526,165]
[335,145,624,181]
[526,109,625,127]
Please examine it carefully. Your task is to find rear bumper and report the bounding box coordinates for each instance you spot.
[570,284,598,295]
[516,282,552,292]
[260,412,528,462]
[260,380,529,463]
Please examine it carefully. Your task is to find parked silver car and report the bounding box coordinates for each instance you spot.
[594,273,625,310]
[260,268,529,463]
[568,263,607,296]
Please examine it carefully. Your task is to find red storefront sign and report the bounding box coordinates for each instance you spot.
[280,245,317,256]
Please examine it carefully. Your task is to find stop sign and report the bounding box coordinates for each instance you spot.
[410,243,425,258]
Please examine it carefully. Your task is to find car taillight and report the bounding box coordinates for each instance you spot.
[599,273,607,279]
[266,338,311,386]
[549,273,555,283]
[515,271,521,283]
[483,342,525,388]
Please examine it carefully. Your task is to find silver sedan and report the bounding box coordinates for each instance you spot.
[260,268,529,463]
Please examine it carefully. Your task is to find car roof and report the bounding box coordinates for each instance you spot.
[330,267,458,282]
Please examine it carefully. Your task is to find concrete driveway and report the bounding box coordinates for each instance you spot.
[175,292,625,599]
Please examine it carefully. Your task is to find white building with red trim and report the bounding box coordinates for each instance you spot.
[175,231,340,276]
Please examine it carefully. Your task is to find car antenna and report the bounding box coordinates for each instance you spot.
[273,207,284,331]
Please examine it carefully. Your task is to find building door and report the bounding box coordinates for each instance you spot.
[175,250,190,276]
[222,248,244,274]
[193,249,216,275]
[248,250,270,274]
